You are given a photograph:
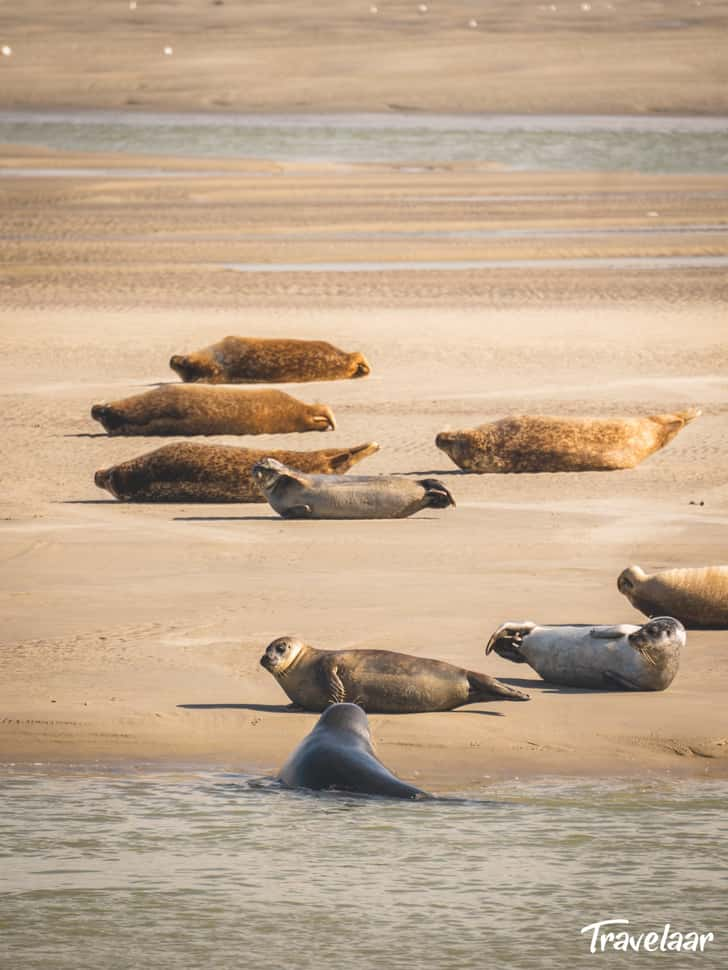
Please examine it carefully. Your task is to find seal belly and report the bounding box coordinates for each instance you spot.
[522,631,636,689]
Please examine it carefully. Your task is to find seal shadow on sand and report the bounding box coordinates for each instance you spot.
[178,702,295,712]
[172,515,442,521]
[499,676,629,695]
[178,702,505,715]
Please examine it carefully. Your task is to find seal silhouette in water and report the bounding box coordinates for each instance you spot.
[435,410,701,473]
[485,617,685,691]
[90,386,335,436]
[251,458,455,519]
[170,336,371,384]
[94,441,379,502]
[278,703,427,799]
[618,565,728,629]
[261,636,529,712]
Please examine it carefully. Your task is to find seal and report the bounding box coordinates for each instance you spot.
[260,636,530,712]
[435,409,701,473]
[90,385,336,436]
[94,441,379,502]
[251,458,455,519]
[618,564,728,629]
[485,616,685,691]
[278,703,428,799]
[169,336,371,384]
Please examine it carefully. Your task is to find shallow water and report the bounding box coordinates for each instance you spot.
[1,110,727,172]
[1,766,725,969]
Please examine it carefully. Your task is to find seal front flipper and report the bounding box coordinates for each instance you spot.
[466,671,530,702]
[590,624,635,639]
[281,504,313,519]
[323,661,347,706]
[603,670,644,691]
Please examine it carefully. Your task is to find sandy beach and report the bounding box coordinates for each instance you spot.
[2,1,728,116]
[1,146,727,789]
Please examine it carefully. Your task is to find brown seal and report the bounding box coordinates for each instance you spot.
[169,336,371,384]
[435,409,701,473]
[90,385,336,436]
[260,636,529,712]
[618,565,728,629]
[94,441,379,502]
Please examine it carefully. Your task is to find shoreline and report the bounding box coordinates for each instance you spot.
[2,152,727,790]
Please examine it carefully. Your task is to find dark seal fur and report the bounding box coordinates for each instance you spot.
[278,703,427,799]
[435,409,701,473]
[90,385,335,436]
[261,636,529,712]
[170,336,371,384]
[94,441,379,502]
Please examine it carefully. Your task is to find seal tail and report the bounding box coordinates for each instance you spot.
[466,671,530,702]
[328,442,380,473]
[418,478,456,509]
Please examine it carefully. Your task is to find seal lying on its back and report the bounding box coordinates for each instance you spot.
[261,636,530,712]
[90,386,335,436]
[435,410,701,473]
[170,336,371,384]
[278,703,427,799]
[485,617,685,691]
[618,565,728,629]
[252,458,455,519]
[94,441,379,502]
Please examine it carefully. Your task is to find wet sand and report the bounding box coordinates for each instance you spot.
[1,150,727,788]
[2,1,728,116]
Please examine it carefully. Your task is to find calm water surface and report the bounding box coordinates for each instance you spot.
[1,110,727,172]
[1,766,725,970]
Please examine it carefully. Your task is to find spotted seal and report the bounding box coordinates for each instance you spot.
[618,565,728,629]
[169,336,371,384]
[94,441,379,502]
[278,703,428,799]
[251,458,455,519]
[435,409,701,473]
[90,385,335,436]
[261,636,530,712]
[485,617,685,690]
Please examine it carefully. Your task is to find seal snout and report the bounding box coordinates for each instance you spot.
[351,355,371,379]
[91,403,121,432]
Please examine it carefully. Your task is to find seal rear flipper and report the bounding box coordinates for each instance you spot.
[466,671,530,702]
[327,441,380,473]
[418,478,456,509]
[485,621,537,661]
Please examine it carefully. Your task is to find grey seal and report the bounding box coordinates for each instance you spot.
[170,335,370,384]
[251,458,455,519]
[435,409,701,473]
[618,564,728,629]
[485,617,685,690]
[90,385,335,436]
[261,636,530,712]
[278,703,427,799]
[94,441,379,502]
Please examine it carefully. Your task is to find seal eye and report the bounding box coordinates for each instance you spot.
[275,644,287,656]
